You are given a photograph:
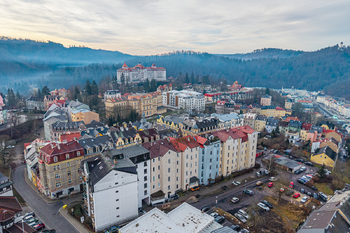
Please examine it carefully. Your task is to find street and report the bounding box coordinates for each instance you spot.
[13,164,79,233]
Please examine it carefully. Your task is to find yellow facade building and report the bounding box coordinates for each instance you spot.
[311,146,336,167]
[71,109,99,124]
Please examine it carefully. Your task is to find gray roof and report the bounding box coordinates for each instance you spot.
[256,115,267,121]
[314,146,337,161]
[266,117,279,126]
[211,113,240,122]
[211,226,238,233]
[0,172,10,183]
[78,135,113,150]
[164,115,184,125]
[275,156,302,169]
[110,145,150,164]
[52,121,84,130]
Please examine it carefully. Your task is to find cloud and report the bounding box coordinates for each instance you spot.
[0,0,349,54]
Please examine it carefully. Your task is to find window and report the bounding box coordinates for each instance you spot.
[54,157,58,162]
[177,169,179,173]
[168,177,171,182]
[144,162,147,166]
[116,199,119,201]
[168,159,171,164]
[116,207,119,210]
[227,160,229,164]
[153,176,155,181]
[56,183,61,187]
[115,190,119,193]
[186,163,188,167]
[168,168,171,173]
[186,171,188,176]
[153,167,155,172]
[55,174,60,179]
[153,158,155,162]
[158,157,161,161]
[115,182,119,185]
[158,165,161,170]
[186,155,188,159]
[191,155,193,160]
[186,179,188,183]
[190,171,192,175]
[144,176,147,181]
[158,183,160,187]
[79,176,82,180]
[168,185,171,190]
[158,174,161,179]
[210,158,212,163]
[66,154,70,159]
[153,185,155,189]
[176,177,179,181]
[53,166,56,171]
[228,146,230,150]
[68,179,72,184]
[209,166,211,170]
[177,161,179,165]
[190,163,192,167]
[77,151,80,156]
[228,153,230,157]
[68,171,71,176]
[144,168,147,174]
[144,183,147,188]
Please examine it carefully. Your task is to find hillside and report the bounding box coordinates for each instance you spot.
[0,37,133,81]
[216,48,304,60]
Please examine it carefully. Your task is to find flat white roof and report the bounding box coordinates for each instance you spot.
[120,203,217,233]
[168,203,215,233]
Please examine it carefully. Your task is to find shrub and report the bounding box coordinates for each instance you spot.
[254,163,261,169]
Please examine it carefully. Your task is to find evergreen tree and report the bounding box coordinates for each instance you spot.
[120,73,125,86]
[37,89,42,97]
[265,88,270,95]
[91,80,99,95]
[85,79,92,95]
[16,91,21,101]
[150,79,157,92]
[42,86,50,95]
[190,72,195,84]
[7,89,16,107]
[319,164,327,179]
[74,86,81,100]
[185,72,190,83]
[143,79,150,92]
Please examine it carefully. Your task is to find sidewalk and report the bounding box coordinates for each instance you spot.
[59,207,91,233]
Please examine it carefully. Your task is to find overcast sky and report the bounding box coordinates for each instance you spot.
[1,0,349,55]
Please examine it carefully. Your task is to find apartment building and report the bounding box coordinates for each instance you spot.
[162,90,205,112]
[26,96,45,111]
[170,136,200,190]
[213,126,258,176]
[37,141,87,198]
[254,115,267,132]
[109,145,151,207]
[195,136,221,186]
[71,109,100,124]
[243,113,257,129]
[82,154,138,232]
[105,92,165,119]
[117,63,166,83]
[142,139,180,205]
[260,95,272,106]
[50,121,84,141]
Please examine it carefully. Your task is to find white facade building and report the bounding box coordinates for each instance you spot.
[82,155,138,232]
[162,90,205,112]
[110,145,151,207]
[117,63,166,83]
[104,90,121,101]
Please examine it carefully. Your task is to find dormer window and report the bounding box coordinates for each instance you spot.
[66,154,70,159]
[54,157,58,162]
[77,151,81,156]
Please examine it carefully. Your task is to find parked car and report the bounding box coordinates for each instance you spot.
[289,181,294,189]
[295,159,305,163]
[191,186,200,191]
[210,212,219,218]
[304,162,314,166]
[294,170,301,174]
[34,223,45,231]
[215,216,225,224]
[170,193,179,200]
[298,179,306,184]
[293,193,300,198]
[313,193,319,199]
[231,197,240,204]
[305,174,313,179]
[243,189,253,195]
[256,172,261,177]
[26,218,38,225]
[307,192,312,197]
[201,206,210,212]
[24,212,35,218]
[257,202,270,211]
[256,181,263,186]
[299,167,306,172]
[269,177,277,181]
[311,186,318,191]
[238,209,249,219]
[300,188,305,194]
[301,196,309,203]
[234,213,247,223]
[232,181,241,186]
[268,182,274,188]
[260,200,273,209]
[240,229,250,233]
[221,185,229,190]
[230,224,240,231]
[319,192,328,201]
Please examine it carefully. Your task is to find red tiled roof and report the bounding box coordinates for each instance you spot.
[24,143,31,150]
[40,141,83,164]
[302,123,312,130]
[122,63,128,68]
[284,116,299,122]
[194,136,207,146]
[60,132,81,142]
[0,197,22,222]
[276,107,284,110]
[142,139,177,159]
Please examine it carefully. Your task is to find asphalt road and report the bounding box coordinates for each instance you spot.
[13,164,79,233]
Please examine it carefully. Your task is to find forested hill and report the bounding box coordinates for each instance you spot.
[217,48,304,60]
[0,37,133,81]
[126,46,350,99]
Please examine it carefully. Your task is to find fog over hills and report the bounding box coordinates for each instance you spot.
[1,37,349,100]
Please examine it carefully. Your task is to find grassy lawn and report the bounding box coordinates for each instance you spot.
[314,183,334,195]
[73,204,83,218]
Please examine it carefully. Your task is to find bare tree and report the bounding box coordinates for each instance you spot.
[9,112,20,139]
[0,135,12,167]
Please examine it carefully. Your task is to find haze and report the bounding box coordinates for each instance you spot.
[1,0,349,55]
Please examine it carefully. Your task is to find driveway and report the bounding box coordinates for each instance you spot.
[13,164,79,233]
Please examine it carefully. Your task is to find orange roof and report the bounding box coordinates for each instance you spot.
[59,132,81,142]
[284,116,299,122]
[194,136,207,147]
[122,63,128,68]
